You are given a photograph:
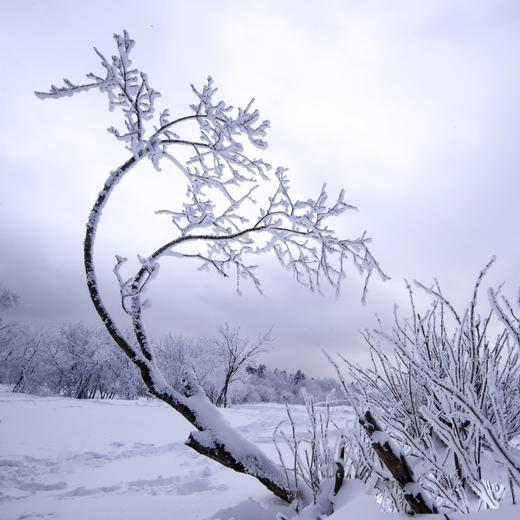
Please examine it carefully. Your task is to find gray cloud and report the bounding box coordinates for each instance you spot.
[1,1,519,375]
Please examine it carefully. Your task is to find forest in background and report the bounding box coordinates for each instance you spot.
[0,287,341,406]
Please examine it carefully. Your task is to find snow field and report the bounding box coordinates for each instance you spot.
[0,388,352,519]
[2,388,519,519]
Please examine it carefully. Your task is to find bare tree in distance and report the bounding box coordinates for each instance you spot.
[214,324,272,408]
[0,284,19,313]
[35,31,387,503]
[0,284,20,373]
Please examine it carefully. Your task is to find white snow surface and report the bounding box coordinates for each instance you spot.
[1,387,519,520]
[0,387,347,519]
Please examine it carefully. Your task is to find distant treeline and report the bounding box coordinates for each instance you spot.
[0,319,342,405]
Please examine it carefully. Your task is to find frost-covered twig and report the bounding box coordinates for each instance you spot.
[36,30,387,506]
[331,262,520,513]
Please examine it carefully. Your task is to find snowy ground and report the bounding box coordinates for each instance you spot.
[0,387,353,519]
[1,388,519,520]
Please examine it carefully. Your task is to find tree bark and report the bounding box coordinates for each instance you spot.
[333,438,346,496]
[83,157,295,504]
[359,410,437,515]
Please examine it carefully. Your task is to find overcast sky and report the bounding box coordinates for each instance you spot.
[1,0,519,376]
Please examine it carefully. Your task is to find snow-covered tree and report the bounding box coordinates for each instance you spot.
[45,323,143,399]
[0,283,20,377]
[0,284,19,312]
[293,369,306,386]
[213,324,272,407]
[1,322,144,399]
[238,365,340,405]
[155,332,222,403]
[155,333,195,392]
[8,327,48,394]
[36,31,386,503]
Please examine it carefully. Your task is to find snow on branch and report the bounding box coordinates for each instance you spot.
[36,30,386,309]
[332,264,520,513]
[36,30,388,506]
[489,286,520,347]
[36,31,159,156]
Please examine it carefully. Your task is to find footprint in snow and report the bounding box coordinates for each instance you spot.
[57,485,120,498]
[126,472,227,496]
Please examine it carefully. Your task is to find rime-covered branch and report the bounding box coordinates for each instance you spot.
[332,263,520,513]
[36,30,387,507]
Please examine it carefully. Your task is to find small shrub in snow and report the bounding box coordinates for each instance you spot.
[274,391,342,516]
[331,259,520,514]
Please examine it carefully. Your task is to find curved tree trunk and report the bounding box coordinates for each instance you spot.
[83,157,295,504]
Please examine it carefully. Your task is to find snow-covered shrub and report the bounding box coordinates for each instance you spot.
[0,284,21,383]
[274,391,345,516]
[332,259,520,514]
